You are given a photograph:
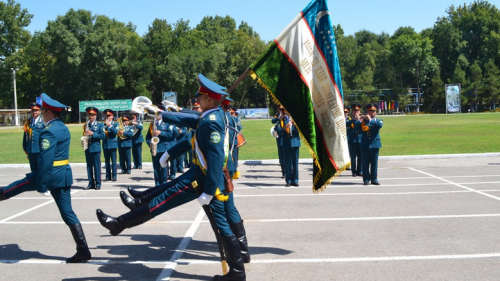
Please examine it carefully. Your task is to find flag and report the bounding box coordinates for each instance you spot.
[384,101,387,112]
[391,101,395,110]
[395,101,399,110]
[249,0,349,192]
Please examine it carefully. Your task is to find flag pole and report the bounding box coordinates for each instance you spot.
[227,68,251,93]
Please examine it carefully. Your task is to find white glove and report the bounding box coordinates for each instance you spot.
[159,151,170,168]
[39,191,51,196]
[197,192,213,206]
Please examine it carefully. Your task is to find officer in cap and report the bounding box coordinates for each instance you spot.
[1,93,91,263]
[83,107,105,190]
[275,109,301,187]
[97,74,246,281]
[361,104,383,185]
[274,106,287,178]
[23,101,45,172]
[346,103,363,177]
[191,100,202,112]
[102,109,119,181]
[118,115,134,174]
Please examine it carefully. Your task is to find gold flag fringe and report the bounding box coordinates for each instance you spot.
[250,69,349,193]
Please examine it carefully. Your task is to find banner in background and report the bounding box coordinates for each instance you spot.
[445,84,461,113]
[79,99,132,113]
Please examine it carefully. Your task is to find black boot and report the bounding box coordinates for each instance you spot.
[213,235,246,281]
[0,189,6,201]
[120,191,148,210]
[229,221,251,263]
[128,185,164,199]
[66,223,91,263]
[127,186,143,199]
[96,205,152,236]
[121,186,165,210]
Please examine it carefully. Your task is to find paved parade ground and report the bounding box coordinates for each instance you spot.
[1,154,500,280]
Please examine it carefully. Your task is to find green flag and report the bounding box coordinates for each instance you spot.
[249,0,350,192]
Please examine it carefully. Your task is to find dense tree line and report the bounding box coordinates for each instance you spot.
[0,0,499,120]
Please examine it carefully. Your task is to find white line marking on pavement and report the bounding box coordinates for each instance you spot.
[155,209,205,281]
[250,213,500,222]
[2,252,500,265]
[3,213,500,225]
[409,168,500,201]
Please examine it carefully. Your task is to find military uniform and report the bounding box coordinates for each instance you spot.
[131,115,144,169]
[174,127,187,174]
[1,93,91,263]
[22,102,45,172]
[346,104,363,177]
[146,106,180,185]
[276,113,301,186]
[272,107,286,178]
[102,109,119,181]
[361,104,383,185]
[97,74,246,281]
[83,107,105,190]
[118,115,134,174]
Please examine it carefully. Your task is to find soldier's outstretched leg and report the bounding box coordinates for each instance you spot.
[213,234,246,281]
[66,223,91,263]
[96,205,152,236]
[229,220,250,263]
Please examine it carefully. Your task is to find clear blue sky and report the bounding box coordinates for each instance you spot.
[19,0,499,41]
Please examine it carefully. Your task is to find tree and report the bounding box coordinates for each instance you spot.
[0,0,33,108]
[390,34,438,112]
[482,58,500,109]
[0,0,32,59]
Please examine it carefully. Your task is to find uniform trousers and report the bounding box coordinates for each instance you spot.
[104,149,117,179]
[2,174,79,225]
[151,153,168,185]
[28,153,40,173]
[132,143,142,168]
[119,147,132,172]
[348,143,362,175]
[361,147,379,183]
[148,168,234,236]
[85,151,101,186]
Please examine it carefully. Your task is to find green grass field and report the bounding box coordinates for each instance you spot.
[1,113,499,164]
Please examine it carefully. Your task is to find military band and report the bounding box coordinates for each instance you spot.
[23,102,45,172]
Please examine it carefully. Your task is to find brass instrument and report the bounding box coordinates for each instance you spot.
[280,115,293,138]
[23,119,32,141]
[151,120,159,156]
[116,117,127,140]
[81,118,89,151]
[132,96,151,135]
